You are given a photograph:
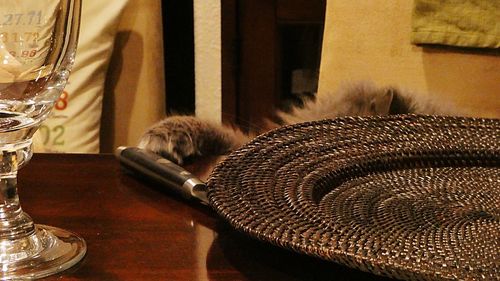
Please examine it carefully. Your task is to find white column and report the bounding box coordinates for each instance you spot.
[193,0,222,123]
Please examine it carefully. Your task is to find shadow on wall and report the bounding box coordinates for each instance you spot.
[100,30,143,153]
[421,47,500,119]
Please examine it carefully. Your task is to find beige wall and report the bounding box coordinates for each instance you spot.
[318,0,499,118]
[194,0,222,123]
[101,0,166,152]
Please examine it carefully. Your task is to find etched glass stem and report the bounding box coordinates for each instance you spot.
[0,140,34,240]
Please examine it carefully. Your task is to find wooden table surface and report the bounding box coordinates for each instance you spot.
[18,153,393,281]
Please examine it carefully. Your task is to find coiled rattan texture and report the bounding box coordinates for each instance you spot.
[207,115,499,281]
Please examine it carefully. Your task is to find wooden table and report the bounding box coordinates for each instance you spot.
[18,153,392,280]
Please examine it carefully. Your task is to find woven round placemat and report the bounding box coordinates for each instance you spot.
[207,115,499,281]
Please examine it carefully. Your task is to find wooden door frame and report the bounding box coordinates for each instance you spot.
[221,0,326,131]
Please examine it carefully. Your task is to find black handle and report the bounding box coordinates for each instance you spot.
[115,147,208,204]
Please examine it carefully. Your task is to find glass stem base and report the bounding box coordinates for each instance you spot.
[0,139,86,279]
[0,224,86,280]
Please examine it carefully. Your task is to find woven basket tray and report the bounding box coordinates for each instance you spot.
[207,115,499,281]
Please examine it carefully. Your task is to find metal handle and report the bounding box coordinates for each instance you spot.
[115,146,208,204]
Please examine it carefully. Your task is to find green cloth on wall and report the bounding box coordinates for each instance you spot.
[411,0,500,48]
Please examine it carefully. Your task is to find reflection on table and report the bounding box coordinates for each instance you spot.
[19,153,392,280]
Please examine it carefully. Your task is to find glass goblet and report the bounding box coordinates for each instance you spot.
[0,0,85,279]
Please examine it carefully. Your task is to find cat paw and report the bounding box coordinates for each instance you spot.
[138,116,204,164]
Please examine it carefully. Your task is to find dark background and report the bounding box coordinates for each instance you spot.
[162,0,325,131]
